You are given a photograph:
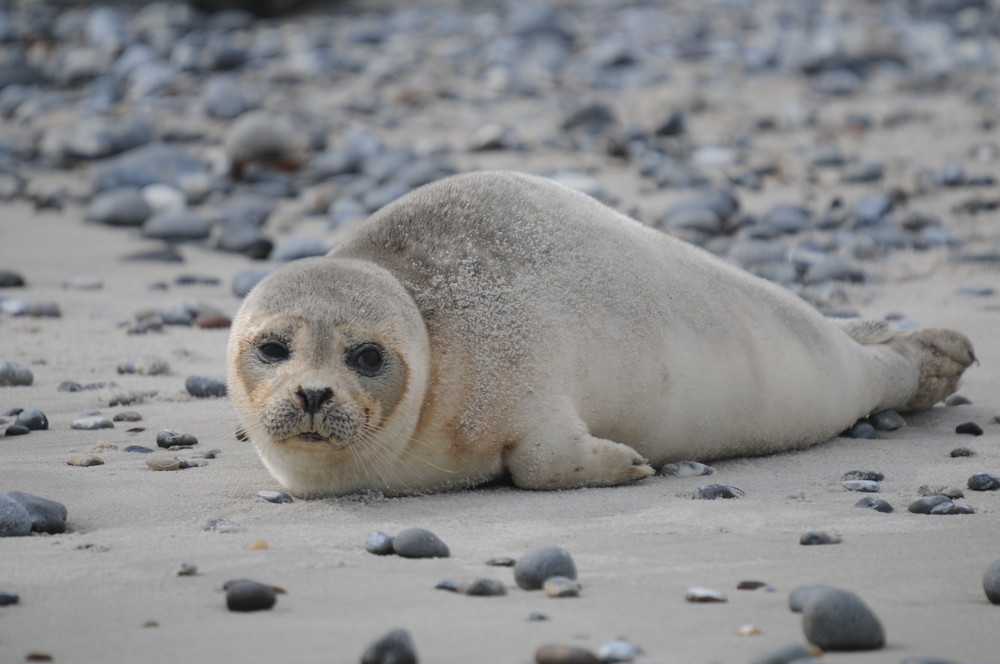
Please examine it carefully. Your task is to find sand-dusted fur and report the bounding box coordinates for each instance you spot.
[227,171,975,497]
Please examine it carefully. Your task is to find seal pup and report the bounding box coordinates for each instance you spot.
[228,171,975,497]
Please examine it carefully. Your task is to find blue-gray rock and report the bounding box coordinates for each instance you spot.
[0,271,25,287]
[0,493,32,537]
[749,643,821,664]
[204,76,256,120]
[92,143,207,192]
[855,496,893,513]
[761,205,810,234]
[123,445,155,453]
[271,237,327,262]
[597,639,644,663]
[224,579,277,612]
[0,361,32,386]
[955,422,983,436]
[842,480,879,492]
[514,546,576,590]
[69,117,154,160]
[7,492,67,534]
[663,188,740,234]
[945,394,974,406]
[86,187,152,227]
[185,376,227,398]
[14,409,47,431]
[868,410,905,431]
[216,224,273,259]
[800,587,885,651]
[693,484,744,499]
[908,495,954,513]
[847,421,876,439]
[117,356,170,375]
[0,592,19,606]
[256,490,293,504]
[156,430,198,448]
[365,531,394,555]
[852,193,895,226]
[361,629,417,664]
[983,559,1000,604]
[841,470,884,482]
[802,254,865,284]
[4,425,29,436]
[142,211,212,242]
[807,143,848,167]
[392,527,450,559]
[967,472,1000,491]
[800,531,841,545]
[841,161,884,184]
[933,163,966,187]
[58,381,82,392]
[71,415,114,430]
[232,269,270,298]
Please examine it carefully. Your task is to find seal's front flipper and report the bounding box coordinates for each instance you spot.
[503,399,654,490]
[892,328,976,412]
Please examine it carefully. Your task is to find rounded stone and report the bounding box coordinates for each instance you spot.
[0,591,19,606]
[464,578,509,597]
[983,559,1000,604]
[749,643,821,664]
[224,579,277,612]
[0,361,33,386]
[535,645,600,664]
[800,587,885,651]
[544,576,581,598]
[141,211,212,242]
[848,422,876,439]
[955,422,984,436]
[789,584,838,612]
[855,496,893,513]
[185,376,227,398]
[361,628,417,664]
[365,531,394,555]
[85,187,152,227]
[842,480,879,492]
[841,470,884,482]
[0,493,32,537]
[514,546,577,590]
[967,472,1000,491]
[14,409,48,431]
[6,492,67,534]
[908,495,954,513]
[71,415,114,430]
[271,237,327,262]
[156,430,198,448]
[232,269,270,298]
[255,490,293,504]
[868,410,905,431]
[5,425,30,436]
[392,527,450,559]
[693,484,745,499]
[117,356,170,375]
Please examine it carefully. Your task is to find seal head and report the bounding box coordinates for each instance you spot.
[227,257,429,497]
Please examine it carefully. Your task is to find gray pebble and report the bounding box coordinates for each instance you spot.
[98,386,144,406]
[156,430,198,448]
[224,579,277,612]
[841,161,884,184]
[955,422,983,436]
[930,501,974,515]
[14,409,48,431]
[800,587,885,651]
[945,394,973,406]
[544,576,581,598]
[789,585,837,612]
[6,492,67,534]
[842,480,879,492]
[270,237,327,262]
[232,269,270,298]
[855,496,893,513]
[983,559,1000,604]
[123,445,154,453]
[868,410,905,431]
[0,592,19,606]
[58,381,82,392]
[485,557,516,567]
[847,421,876,439]
[693,484,744,499]
[514,546,577,590]
[598,639,644,663]
[365,531,395,555]
[917,485,963,499]
[4,425,29,436]
[749,643,821,664]
[908,495,954,513]
[967,472,1000,491]
[113,411,142,422]
[85,187,152,227]
[842,470,884,482]
[142,211,212,242]
[0,493,32,537]
[256,490,293,504]
[117,356,170,375]
[659,461,714,477]
[463,578,508,597]
[800,532,841,545]
[0,361,32,386]
[361,628,417,664]
[0,271,25,288]
[392,527,450,559]
[71,415,114,430]
[185,376,227,398]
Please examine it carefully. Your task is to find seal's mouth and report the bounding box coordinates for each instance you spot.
[296,432,329,442]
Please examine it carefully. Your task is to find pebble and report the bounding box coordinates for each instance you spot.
[659,461,714,477]
[485,557,516,567]
[841,470,884,482]
[224,579,277,612]
[391,527,450,559]
[0,361,32,386]
[855,496,894,513]
[462,578,509,597]
[5,425,30,436]
[945,394,973,406]
[685,586,727,602]
[232,269,271,298]
[514,546,577,590]
[85,187,152,227]
[365,531,395,555]
[917,485,964,499]
[867,410,905,431]
[0,271,25,288]
[98,386,144,407]
[194,313,231,328]
[156,430,198,448]
[955,422,983,436]
[789,584,837,613]
[983,559,1000,604]
[71,415,114,430]
[847,421,876,439]
[14,409,48,431]
[967,472,1000,491]
[800,531,841,545]
[908,495,954,513]
[256,490,293,504]
[224,111,306,179]
[597,640,644,663]
[123,445,154,453]
[67,456,105,467]
[693,484,744,499]
[0,493,32,537]
[543,576,580,598]
[6,492,67,534]
[800,587,885,651]
[142,211,212,242]
[534,645,600,664]
[360,629,417,664]
[842,480,879,492]
[749,643,821,664]
[0,591,20,606]
[185,376,227,398]
[113,411,142,422]
[117,356,170,375]
[950,447,975,457]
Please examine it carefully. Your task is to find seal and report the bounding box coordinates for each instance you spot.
[227,171,975,497]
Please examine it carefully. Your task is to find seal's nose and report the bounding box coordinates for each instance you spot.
[296,387,333,414]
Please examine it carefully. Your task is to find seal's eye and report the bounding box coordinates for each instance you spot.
[257,340,290,363]
[346,344,384,377]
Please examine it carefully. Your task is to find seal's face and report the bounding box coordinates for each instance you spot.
[227,257,430,496]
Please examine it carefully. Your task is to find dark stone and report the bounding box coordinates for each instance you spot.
[14,409,47,431]
[392,528,450,559]
[6,492,67,534]
[800,587,885,651]
[513,546,576,590]
[955,422,983,436]
[855,496,893,513]
[361,628,417,664]
[224,579,277,612]
[185,376,227,398]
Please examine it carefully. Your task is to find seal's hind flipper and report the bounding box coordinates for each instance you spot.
[831,318,897,345]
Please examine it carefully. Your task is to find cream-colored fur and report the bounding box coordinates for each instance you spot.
[228,171,975,497]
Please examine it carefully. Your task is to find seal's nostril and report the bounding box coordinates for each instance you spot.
[296,387,333,414]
